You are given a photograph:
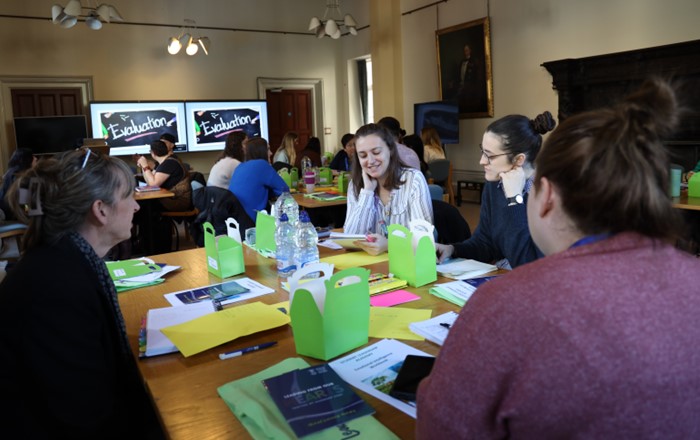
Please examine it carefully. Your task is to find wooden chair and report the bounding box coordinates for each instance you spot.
[427,159,455,205]
[161,208,199,251]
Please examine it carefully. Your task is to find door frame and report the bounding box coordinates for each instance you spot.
[257,77,324,139]
[0,75,94,169]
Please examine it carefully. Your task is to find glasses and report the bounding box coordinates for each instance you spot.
[480,148,508,164]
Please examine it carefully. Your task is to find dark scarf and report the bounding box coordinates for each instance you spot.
[66,231,133,362]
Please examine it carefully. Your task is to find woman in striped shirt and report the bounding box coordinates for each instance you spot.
[344,123,433,255]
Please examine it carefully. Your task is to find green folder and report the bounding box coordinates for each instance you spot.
[217,358,399,440]
[290,265,370,361]
[388,224,437,287]
[106,259,161,281]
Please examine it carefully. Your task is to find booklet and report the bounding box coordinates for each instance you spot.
[329,339,433,418]
[262,364,375,438]
[436,258,497,280]
[428,276,499,307]
[164,277,275,307]
[408,311,459,346]
[142,301,216,357]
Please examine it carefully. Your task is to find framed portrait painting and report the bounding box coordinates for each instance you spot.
[436,17,494,119]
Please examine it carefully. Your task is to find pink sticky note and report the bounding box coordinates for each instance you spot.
[370,290,421,307]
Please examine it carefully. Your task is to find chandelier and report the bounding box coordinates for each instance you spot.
[167,19,210,56]
[308,0,357,39]
[51,0,123,30]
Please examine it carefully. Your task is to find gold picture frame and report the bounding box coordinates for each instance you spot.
[436,17,494,119]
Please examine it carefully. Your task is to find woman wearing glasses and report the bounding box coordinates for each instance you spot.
[0,149,161,438]
[435,111,555,269]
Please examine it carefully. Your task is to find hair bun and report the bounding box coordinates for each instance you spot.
[531,111,556,135]
[619,78,679,138]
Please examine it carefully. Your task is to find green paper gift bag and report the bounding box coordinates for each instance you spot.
[388,221,437,287]
[255,211,276,253]
[204,219,245,279]
[317,167,332,185]
[290,167,299,189]
[289,263,370,361]
[337,172,349,194]
[278,168,293,188]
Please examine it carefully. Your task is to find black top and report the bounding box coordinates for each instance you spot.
[156,157,185,189]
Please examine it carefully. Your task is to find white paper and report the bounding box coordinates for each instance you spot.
[115,264,180,284]
[146,301,216,357]
[409,311,459,346]
[329,232,366,240]
[436,258,497,280]
[318,239,343,250]
[163,277,275,307]
[408,219,435,253]
[329,339,432,418]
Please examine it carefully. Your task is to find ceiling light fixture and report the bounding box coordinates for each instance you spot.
[51,1,123,30]
[308,0,357,39]
[167,19,210,56]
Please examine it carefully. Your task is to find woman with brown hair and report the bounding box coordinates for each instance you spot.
[344,123,433,255]
[420,126,446,163]
[207,131,246,189]
[418,79,700,438]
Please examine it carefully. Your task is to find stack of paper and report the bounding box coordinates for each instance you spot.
[436,258,497,280]
[428,276,499,307]
[141,301,216,357]
[409,311,459,345]
[106,258,180,292]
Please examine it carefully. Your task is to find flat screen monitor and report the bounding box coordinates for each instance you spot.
[88,101,187,155]
[184,100,268,153]
[414,101,460,144]
[13,115,88,155]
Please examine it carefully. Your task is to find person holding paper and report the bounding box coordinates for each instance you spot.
[0,149,162,438]
[344,123,433,255]
[435,111,556,269]
[417,80,700,438]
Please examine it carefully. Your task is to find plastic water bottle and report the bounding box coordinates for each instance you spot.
[275,213,296,278]
[282,193,300,226]
[294,211,319,271]
[301,156,312,177]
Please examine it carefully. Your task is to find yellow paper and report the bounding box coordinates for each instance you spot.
[161,302,290,357]
[368,307,432,341]
[320,252,389,270]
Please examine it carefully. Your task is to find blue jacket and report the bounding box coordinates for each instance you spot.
[228,159,289,221]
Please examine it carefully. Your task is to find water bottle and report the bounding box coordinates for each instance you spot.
[301,156,312,177]
[294,211,319,271]
[282,193,300,226]
[275,213,296,278]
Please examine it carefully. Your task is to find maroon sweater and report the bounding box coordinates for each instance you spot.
[417,232,700,439]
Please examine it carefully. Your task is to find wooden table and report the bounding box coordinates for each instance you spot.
[292,192,347,209]
[133,188,175,201]
[118,246,462,439]
[672,191,700,211]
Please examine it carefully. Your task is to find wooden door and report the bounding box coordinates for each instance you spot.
[266,89,312,155]
[11,88,84,117]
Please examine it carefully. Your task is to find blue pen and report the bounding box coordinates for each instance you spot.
[218,341,277,360]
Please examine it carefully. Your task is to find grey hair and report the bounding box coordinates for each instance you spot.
[8,148,134,251]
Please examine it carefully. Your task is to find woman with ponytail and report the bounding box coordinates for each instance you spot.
[418,80,700,439]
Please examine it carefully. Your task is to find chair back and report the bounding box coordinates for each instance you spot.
[431,199,471,244]
[428,159,450,183]
[428,184,444,201]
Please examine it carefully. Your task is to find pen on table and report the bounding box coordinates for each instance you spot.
[218,341,277,360]
[439,322,452,329]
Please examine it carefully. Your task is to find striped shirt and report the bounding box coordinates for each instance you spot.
[344,168,433,235]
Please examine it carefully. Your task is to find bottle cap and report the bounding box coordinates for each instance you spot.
[280,213,289,222]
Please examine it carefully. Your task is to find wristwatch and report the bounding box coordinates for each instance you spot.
[507,194,524,206]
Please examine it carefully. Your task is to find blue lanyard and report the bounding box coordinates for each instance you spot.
[569,233,612,249]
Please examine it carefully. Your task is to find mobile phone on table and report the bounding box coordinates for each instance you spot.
[388,355,436,402]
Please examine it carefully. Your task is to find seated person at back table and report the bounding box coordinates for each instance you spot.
[329,133,356,172]
[229,136,289,221]
[272,131,298,167]
[136,140,185,190]
[417,79,700,439]
[0,147,36,219]
[0,148,162,438]
[421,126,446,163]
[294,136,323,169]
[207,131,246,189]
[435,111,556,269]
[344,123,433,255]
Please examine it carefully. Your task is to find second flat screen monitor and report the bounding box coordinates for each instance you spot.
[185,100,268,153]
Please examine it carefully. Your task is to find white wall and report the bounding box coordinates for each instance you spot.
[0,0,371,171]
[400,0,700,179]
